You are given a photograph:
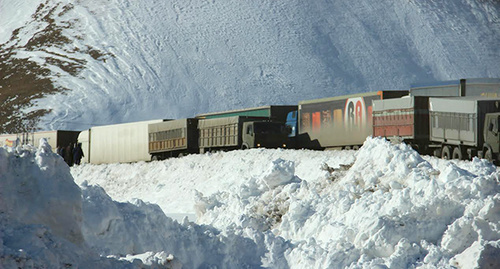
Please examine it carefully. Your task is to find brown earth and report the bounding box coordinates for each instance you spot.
[0,1,111,134]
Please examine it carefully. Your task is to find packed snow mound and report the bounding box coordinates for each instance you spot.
[1,140,287,268]
[0,139,83,245]
[81,182,266,269]
[73,138,500,268]
[0,141,182,268]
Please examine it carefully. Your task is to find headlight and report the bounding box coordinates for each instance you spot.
[283,144,287,147]
[257,143,261,147]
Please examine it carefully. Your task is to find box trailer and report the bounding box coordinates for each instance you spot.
[148,118,199,159]
[297,90,408,149]
[0,130,79,151]
[429,97,500,161]
[196,105,297,122]
[198,116,289,153]
[372,96,430,152]
[78,119,164,164]
[410,78,500,97]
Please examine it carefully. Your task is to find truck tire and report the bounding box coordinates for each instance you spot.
[433,148,441,158]
[441,146,451,160]
[485,149,494,164]
[241,143,250,150]
[452,147,464,160]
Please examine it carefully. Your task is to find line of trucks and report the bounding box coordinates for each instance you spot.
[2,78,500,165]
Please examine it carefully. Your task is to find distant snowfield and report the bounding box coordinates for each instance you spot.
[1,0,499,131]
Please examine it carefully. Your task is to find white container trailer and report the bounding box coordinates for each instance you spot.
[78,119,164,164]
[0,130,79,150]
[429,97,500,161]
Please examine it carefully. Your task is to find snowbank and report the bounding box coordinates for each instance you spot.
[0,140,275,268]
[82,137,498,268]
[0,140,174,268]
[3,137,500,268]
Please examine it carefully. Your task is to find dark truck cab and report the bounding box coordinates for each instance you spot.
[483,112,500,163]
[242,121,289,149]
[198,116,289,153]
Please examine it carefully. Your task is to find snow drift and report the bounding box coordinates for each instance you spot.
[2,137,500,267]
[71,137,500,268]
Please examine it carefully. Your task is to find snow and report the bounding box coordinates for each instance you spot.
[2,0,500,267]
[1,0,499,131]
[2,137,500,268]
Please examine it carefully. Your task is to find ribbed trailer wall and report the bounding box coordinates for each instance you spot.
[372,96,429,141]
[148,119,199,154]
[429,97,500,147]
[198,116,241,150]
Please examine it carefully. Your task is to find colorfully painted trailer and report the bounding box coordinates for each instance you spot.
[78,119,164,164]
[297,90,408,149]
[372,96,430,152]
[148,118,199,160]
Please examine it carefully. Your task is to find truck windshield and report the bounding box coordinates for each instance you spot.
[254,123,286,134]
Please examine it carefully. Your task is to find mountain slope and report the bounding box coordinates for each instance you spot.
[0,0,499,132]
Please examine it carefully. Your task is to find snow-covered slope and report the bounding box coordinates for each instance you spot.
[1,0,499,131]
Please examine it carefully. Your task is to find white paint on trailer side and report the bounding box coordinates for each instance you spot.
[88,119,164,164]
[32,131,58,149]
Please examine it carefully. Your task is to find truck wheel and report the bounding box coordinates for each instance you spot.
[452,147,463,160]
[485,149,494,163]
[433,148,441,157]
[441,146,451,160]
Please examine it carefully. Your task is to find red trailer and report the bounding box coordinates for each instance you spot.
[372,96,430,153]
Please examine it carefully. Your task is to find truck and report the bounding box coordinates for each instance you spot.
[410,78,500,97]
[197,116,289,153]
[148,118,199,160]
[428,97,500,163]
[197,105,298,148]
[296,90,408,149]
[372,96,430,153]
[0,130,80,150]
[78,119,164,164]
[196,105,297,122]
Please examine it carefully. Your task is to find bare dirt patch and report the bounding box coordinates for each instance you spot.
[0,1,111,134]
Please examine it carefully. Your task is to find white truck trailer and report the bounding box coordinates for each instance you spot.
[78,119,164,164]
[429,97,500,162]
[0,130,79,150]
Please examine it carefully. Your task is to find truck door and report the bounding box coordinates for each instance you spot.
[242,122,255,148]
[485,114,500,154]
